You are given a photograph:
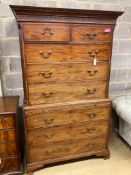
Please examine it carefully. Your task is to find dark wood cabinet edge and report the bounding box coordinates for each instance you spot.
[12,98,23,174]
[15,109,23,174]
[17,22,29,106]
[10,5,123,22]
[24,41,113,44]
[25,60,110,65]
[26,148,109,173]
[24,99,111,110]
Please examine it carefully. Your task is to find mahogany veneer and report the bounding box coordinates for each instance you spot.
[0,96,22,175]
[10,5,123,174]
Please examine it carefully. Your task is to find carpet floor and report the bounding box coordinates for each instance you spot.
[34,133,131,175]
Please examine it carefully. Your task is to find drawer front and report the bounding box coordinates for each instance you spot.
[1,143,17,158]
[23,23,70,41]
[72,25,113,42]
[28,135,107,162]
[0,129,16,143]
[25,104,110,129]
[0,115,15,129]
[28,81,107,105]
[25,44,111,63]
[0,157,19,173]
[26,61,109,83]
[27,119,108,145]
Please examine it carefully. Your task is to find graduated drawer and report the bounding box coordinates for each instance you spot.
[27,119,108,146]
[0,129,16,143]
[28,81,107,105]
[25,102,110,128]
[26,61,109,83]
[72,25,113,42]
[28,135,107,163]
[25,44,111,63]
[0,115,15,129]
[1,143,17,158]
[23,23,70,42]
[0,157,19,173]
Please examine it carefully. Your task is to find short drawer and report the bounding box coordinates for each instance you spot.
[25,44,111,63]
[28,81,107,105]
[28,135,107,162]
[27,119,108,146]
[72,25,113,42]
[23,23,70,42]
[0,129,16,143]
[1,143,17,158]
[0,157,19,173]
[0,115,15,129]
[25,101,110,129]
[26,61,109,83]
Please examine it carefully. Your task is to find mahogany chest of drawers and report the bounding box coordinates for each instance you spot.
[0,96,22,175]
[11,5,123,173]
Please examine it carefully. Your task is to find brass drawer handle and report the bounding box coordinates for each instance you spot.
[87,112,96,119]
[87,127,96,133]
[40,71,52,78]
[41,27,54,35]
[44,118,54,125]
[39,50,52,59]
[41,92,53,98]
[86,143,95,148]
[86,32,98,39]
[86,88,96,94]
[87,70,98,76]
[44,133,53,139]
[88,50,99,57]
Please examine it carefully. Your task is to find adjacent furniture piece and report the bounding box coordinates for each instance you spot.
[0,96,22,175]
[0,77,2,96]
[10,5,123,173]
[112,95,131,146]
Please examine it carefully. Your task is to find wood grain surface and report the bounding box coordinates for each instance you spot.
[26,61,109,83]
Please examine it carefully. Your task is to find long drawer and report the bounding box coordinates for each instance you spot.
[27,119,108,146]
[26,61,109,83]
[25,44,111,63]
[28,135,108,163]
[0,129,16,143]
[25,101,110,128]
[0,156,19,173]
[0,115,15,129]
[1,143,17,158]
[28,81,107,105]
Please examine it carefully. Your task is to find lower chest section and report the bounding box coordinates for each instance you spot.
[24,99,110,164]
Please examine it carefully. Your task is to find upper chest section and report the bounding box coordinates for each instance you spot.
[10,6,123,44]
